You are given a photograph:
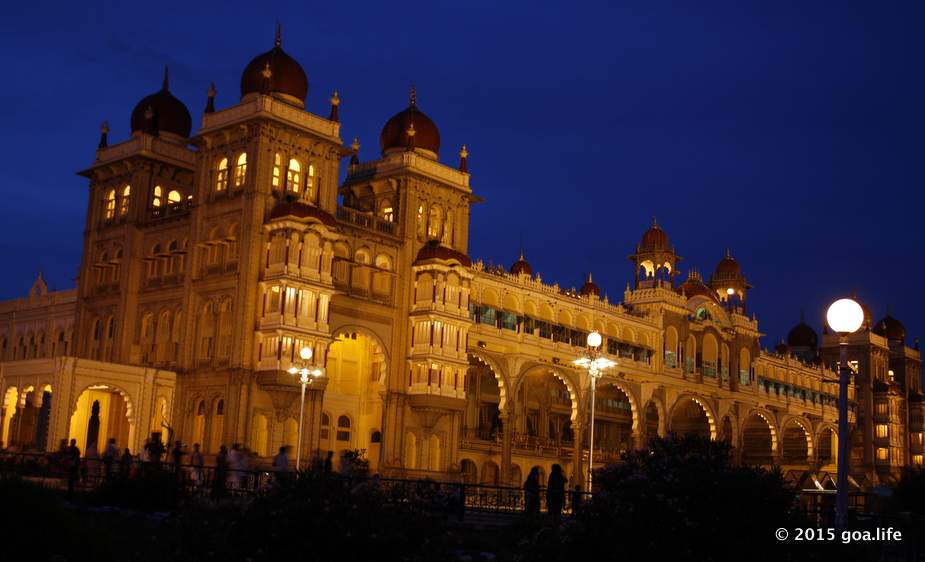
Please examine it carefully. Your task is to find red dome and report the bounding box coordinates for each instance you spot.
[787,321,818,348]
[240,30,308,106]
[268,201,337,227]
[380,88,440,158]
[873,315,905,343]
[415,240,471,267]
[677,270,718,302]
[130,68,191,138]
[579,273,600,297]
[640,218,669,250]
[714,253,742,279]
[510,251,532,276]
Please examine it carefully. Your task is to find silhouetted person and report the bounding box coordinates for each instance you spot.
[273,446,290,472]
[324,450,334,474]
[65,439,80,497]
[190,443,204,486]
[120,448,133,478]
[213,445,228,498]
[171,441,185,475]
[102,438,118,479]
[546,464,566,522]
[524,467,540,514]
[570,484,584,513]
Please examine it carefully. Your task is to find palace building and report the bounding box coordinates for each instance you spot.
[0,29,921,488]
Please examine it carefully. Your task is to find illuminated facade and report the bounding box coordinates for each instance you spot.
[0,30,921,487]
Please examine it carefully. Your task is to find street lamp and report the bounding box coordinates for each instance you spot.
[573,330,616,490]
[826,298,864,531]
[288,346,323,470]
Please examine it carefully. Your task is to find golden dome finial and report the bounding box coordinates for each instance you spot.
[100,120,110,135]
[410,84,417,106]
[330,90,340,106]
[351,137,360,151]
[459,145,468,159]
[275,23,282,48]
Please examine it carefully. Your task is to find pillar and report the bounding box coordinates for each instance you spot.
[572,421,585,488]
[500,411,513,484]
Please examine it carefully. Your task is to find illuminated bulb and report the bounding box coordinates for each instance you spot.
[826,298,864,334]
[587,331,603,349]
[299,346,313,361]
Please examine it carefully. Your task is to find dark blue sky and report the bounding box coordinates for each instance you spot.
[1,1,922,348]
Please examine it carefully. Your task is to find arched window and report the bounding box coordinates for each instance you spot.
[286,159,301,193]
[119,185,131,216]
[199,303,216,360]
[233,153,247,187]
[272,153,282,188]
[216,157,229,192]
[167,190,182,205]
[336,415,351,441]
[427,205,443,239]
[104,189,116,219]
[442,211,453,244]
[152,185,163,207]
[416,204,426,237]
[320,412,331,441]
[379,200,394,222]
[306,164,315,198]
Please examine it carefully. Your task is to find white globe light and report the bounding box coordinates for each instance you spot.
[826,298,864,334]
[726,288,735,295]
[587,331,603,349]
[299,346,313,361]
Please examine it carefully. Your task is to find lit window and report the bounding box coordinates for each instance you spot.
[216,157,228,192]
[876,424,888,439]
[153,185,163,207]
[306,164,314,197]
[876,402,888,416]
[917,432,924,445]
[104,189,116,219]
[272,153,281,188]
[336,415,351,441]
[380,200,394,222]
[286,159,301,193]
[417,204,425,236]
[167,190,182,204]
[876,447,889,461]
[320,412,331,439]
[427,205,443,239]
[233,153,247,187]
[914,454,924,466]
[120,185,131,215]
[888,369,895,382]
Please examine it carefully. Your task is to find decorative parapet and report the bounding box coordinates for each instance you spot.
[200,95,340,141]
[345,151,470,191]
[91,135,196,168]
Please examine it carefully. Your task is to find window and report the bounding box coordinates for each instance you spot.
[320,412,331,439]
[914,454,924,466]
[120,185,131,215]
[876,447,889,461]
[286,159,301,193]
[427,205,443,239]
[306,164,315,198]
[417,204,425,236]
[272,153,281,188]
[216,157,229,192]
[233,153,247,187]
[104,189,116,219]
[167,190,182,204]
[152,185,163,207]
[379,200,394,222]
[876,402,888,416]
[876,424,888,439]
[336,415,351,441]
[216,399,224,416]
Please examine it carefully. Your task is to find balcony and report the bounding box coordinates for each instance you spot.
[336,206,397,236]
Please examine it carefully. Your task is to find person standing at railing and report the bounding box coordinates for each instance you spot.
[524,467,540,514]
[190,443,204,486]
[102,438,118,479]
[65,439,80,497]
[546,464,566,523]
[272,446,290,476]
[120,448,133,479]
[171,441,185,477]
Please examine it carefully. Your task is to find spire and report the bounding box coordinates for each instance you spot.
[329,90,340,122]
[162,66,169,91]
[458,145,468,173]
[586,271,593,283]
[652,215,658,227]
[350,137,360,166]
[205,83,216,114]
[98,121,109,149]
[725,248,732,258]
[409,84,417,106]
[275,22,282,48]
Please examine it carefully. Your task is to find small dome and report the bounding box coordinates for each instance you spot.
[380,88,440,158]
[268,201,337,227]
[640,217,669,250]
[714,250,742,279]
[579,273,600,297]
[130,68,192,138]
[677,269,718,302]
[873,315,905,343]
[774,339,789,355]
[415,240,471,267]
[240,29,308,106]
[510,251,532,276]
[787,320,818,348]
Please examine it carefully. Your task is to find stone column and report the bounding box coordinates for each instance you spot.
[500,411,513,484]
[571,421,585,488]
[299,380,327,467]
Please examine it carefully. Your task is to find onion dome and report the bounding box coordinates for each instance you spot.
[873,314,905,343]
[787,314,818,348]
[415,240,471,267]
[774,339,789,355]
[240,26,308,107]
[677,269,718,302]
[268,201,337,228]
[579,272,600,297]
[510,250,532,276]
[713,249,742,279]
[130,67,192,138]
[380,87,441,159]
[640,216,669,250]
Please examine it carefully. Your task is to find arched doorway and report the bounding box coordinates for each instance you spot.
[515,369,576,448]
[324,330,386,472]
[781,421,811,465]
[481,460,500,485]
[670,397,711,438]
[511,463,523,486]
[460,458,478,483]
[465,359,502,441]
[69,385,133,455]
[817,427,837,468]
[741,413,774,466]
[702,333,719,378]
[592,384,635,459]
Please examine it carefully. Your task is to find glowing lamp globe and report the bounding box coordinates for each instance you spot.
[826,298,864,335]
[299,346,313,361]
[726,288,734,296]
[587,331,603,349]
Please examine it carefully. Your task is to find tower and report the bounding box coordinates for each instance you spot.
[628,217,680,289]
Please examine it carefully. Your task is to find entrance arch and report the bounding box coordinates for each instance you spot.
[669,396,714,439]
[781,419,813,465]
[69,384,135,455]
[465,358,503,440]
[741,412,776,466]
[514,367,580,447]
[592,383,637,457]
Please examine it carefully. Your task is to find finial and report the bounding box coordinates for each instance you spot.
[410,85,417,106]
[351,136,360,151]
[275,23,282,48]
[350,137,360,166]
[98,121,109,149]
[652,215,657,227]
[205,83,216,114]
[586,272,593,283]
[458,145,468,173]
[519,247,525,261]
[725,248,731,258]
[329,90,340,122]
[162,66,169,90]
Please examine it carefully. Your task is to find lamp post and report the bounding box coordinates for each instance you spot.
[288,346,323,470]
[573,331,616,490]
[826,298,864,531]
